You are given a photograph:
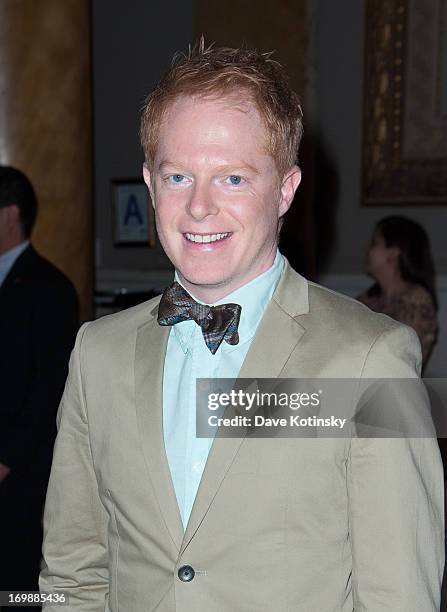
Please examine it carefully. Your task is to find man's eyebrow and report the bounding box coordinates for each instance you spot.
[214,163,260,175]
[157,161,260,175]
[158,160,188,172]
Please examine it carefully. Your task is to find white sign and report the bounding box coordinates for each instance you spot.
[113,180,155,246]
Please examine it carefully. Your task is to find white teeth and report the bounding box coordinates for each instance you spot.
[185,232,229,243]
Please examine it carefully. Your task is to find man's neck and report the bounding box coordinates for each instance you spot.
[0,236,28,257]
[177,259,278,304]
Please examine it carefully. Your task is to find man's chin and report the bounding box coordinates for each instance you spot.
[179,274,229,290]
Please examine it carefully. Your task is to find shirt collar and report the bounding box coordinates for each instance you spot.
[172,249,284,354]
[0,241,30,287]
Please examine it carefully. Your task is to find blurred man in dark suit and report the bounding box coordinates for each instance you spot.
[0,166,79,605]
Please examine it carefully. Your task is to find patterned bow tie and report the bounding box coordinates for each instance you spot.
[158,281,242,354]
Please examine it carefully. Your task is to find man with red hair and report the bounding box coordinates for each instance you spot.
[41,43,444,611]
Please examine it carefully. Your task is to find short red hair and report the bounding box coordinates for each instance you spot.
[140,39,303,176]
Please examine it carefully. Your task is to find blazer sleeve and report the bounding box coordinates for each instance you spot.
[39,322,109,611]
[348,324,444,611]
[0,279,79,471]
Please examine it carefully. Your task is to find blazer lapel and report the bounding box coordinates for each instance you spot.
[135,309,184,552]
[181,262,308,553]
[0,244,34,297]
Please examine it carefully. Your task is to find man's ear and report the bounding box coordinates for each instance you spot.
[279,165,301,217]
[2,204,25,243]
[142,164,155,207]
[7,204,21,229]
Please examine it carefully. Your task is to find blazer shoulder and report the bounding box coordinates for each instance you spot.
[279,274,421,376]
[309,280,404,333]
[74,294,164,373]
[9,246,76,292]
[82,293,162,344]
[1,247,78,320]
[277,263,402,342]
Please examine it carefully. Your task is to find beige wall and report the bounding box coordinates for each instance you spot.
[0,0,93,320]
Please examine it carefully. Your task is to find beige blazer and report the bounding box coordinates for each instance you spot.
[40,262,444,611]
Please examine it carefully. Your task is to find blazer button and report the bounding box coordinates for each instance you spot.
[178,565,195,582]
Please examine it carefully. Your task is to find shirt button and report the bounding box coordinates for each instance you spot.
[178,565,195,582]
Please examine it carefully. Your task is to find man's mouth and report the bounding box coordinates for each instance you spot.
[184,232,231,244]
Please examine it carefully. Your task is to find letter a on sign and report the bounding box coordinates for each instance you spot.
[114,181,149,244]
[124,194,144,225]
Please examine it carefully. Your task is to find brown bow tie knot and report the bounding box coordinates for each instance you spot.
[158,281,242,354]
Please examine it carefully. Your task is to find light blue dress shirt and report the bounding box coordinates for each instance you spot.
[0,241,30,287]
[163,250,284,528]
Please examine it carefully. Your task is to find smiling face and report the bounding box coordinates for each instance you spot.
[143,94,300,303]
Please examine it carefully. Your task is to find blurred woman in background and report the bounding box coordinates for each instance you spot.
[358,216,438,371]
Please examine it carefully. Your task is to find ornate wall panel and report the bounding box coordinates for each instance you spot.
[363,0,447,206]
[0,0,93,318]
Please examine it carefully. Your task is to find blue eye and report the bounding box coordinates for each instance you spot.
[228,175,242,185]
[170,174,185,183]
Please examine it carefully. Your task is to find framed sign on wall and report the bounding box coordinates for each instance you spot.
[363,0,447,206]
[112,179,156,246]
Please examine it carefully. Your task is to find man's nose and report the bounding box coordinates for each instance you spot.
[186,182,219,221]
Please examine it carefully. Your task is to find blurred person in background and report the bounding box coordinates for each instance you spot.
[0,166,79,608]
[358,216,438,372]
